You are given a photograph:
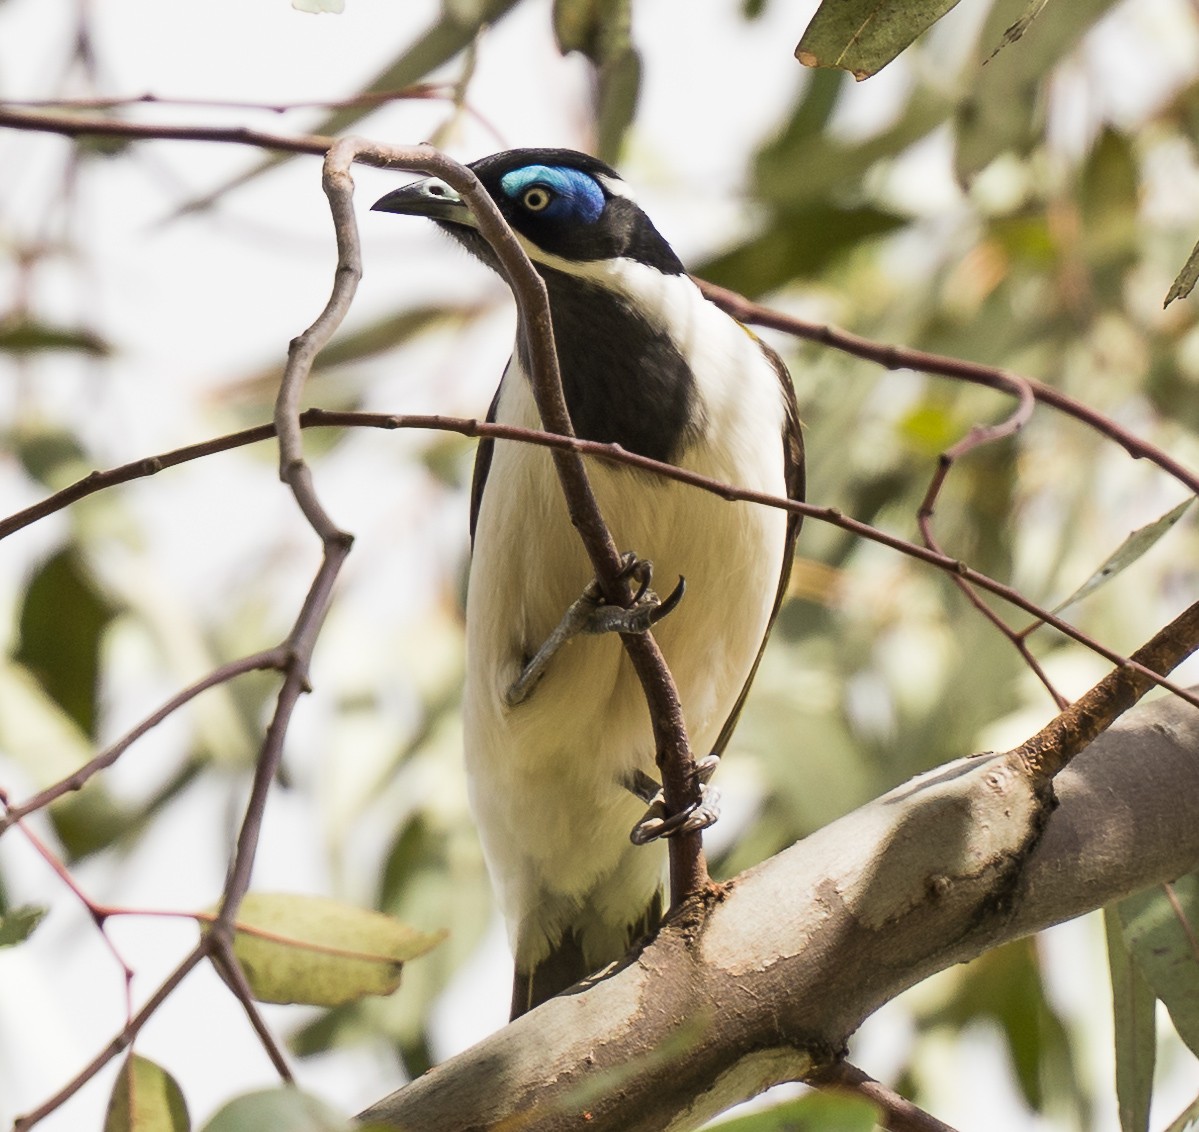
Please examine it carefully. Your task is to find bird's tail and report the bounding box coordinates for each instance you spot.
[509,890,663,1020]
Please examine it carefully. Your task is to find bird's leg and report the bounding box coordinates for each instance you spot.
[503,553,685,708]
[626,755,721,845]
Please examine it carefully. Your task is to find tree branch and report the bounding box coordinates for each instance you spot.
[359,691,1199,1132]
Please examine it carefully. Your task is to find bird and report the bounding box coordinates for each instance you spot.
[372,149,803,1019]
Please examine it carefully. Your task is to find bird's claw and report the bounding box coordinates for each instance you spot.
[627,756,722,845]
[503,555,684,707]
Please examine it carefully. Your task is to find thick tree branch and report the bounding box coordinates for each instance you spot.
[359,692,1199,1132]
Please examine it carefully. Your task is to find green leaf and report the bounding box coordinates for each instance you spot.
[987,0,1053,59]
[0,904,48,947]
[1165,236,1199,308]
[917,937,1074,1111]
[553,0,640,161]
[954,0,1123,183]
[1118,874,1199,1059]
[699,204,904,298]
[1163,1092,1199,1132]
[198,1088,365,1132]
[707,1091,880,1131]
[228,892,445,1007]
[795,0,963,80]
[1105,906,1156,1132]
[1052,498,1192,616]
[0,319,110,356]
[103,1054,190,1132]
[16,548,119,738]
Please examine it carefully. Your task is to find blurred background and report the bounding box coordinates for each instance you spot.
[1,0,1199,1128]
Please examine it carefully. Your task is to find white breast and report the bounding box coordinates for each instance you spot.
[462,264,791,966]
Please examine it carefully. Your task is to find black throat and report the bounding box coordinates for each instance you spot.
[518,268,701,465]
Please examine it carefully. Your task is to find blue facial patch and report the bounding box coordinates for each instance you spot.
[499,165,606,223]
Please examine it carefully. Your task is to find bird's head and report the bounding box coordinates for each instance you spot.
[371,148,685,276]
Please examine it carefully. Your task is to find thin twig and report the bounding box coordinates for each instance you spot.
[12,946,206,1131]
[0,647,286,831]
[5,408,1199,713]
[699,280,1199,498]
[1011,597,1199,780]
[814,1061,961,1132]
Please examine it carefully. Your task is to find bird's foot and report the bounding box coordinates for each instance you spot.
[503,554,685,708]
[627,756,721,845]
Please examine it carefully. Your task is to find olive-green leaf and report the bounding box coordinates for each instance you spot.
[0,904,48,948]
[103,1054,190,1132]
[229,892,445,1007]
[1105,906,1156,1132]
[16,548,119,739]
[198,1087,365,1132]
[707,1091,880,1131]
[1163,1092,1199,1132]
[1052,498,1193,616]
[1118,874,1199,1059]
[0,319,110,356]
[1165,236,1199,308]
[795,0,962,80]
[987,0,1053,59]
[954,0,1123,183]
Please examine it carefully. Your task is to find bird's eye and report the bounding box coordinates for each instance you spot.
[522,186,553,212]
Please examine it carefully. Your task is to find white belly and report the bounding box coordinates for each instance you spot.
[463,337,789,965]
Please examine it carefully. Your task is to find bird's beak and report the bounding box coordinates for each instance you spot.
[371,177,476,227]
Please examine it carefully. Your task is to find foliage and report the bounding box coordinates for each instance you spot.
[2,0,1199,1128]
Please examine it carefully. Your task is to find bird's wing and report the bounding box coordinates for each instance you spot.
[707,337,805,762]
[468,371,506,547]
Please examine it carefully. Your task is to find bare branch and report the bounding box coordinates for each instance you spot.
[814,1062,962,1132]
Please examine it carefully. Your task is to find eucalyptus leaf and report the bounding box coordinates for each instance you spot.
[228,892,445,1007]
[199,1088,355,1132]
[103,1054,190,1132]
[16,548,119,738]
[0,319,110,356]
[1162,1092,1199,1132]
[954,0,1123,182]
[708,1091,880,1131]
[0,904,48,948]
[795,0,962,80]
[1118,874,1199,1059]
[1165,235,1199,308]
[1052,498,1192,616]
[987,0,1054,59]
[1105,906,1156,1132]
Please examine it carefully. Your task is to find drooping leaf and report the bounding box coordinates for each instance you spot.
[0,904,48,948]
[1104,906,1156,1132]
[0,319,110,356]
[553,0,640,161]
[699,204,904,298]
[987,0,1054,59]
[1118,874,1199,1059]
[227,892,445,1007]
[103,1054,190,1132]
[198,1088,369,1132]
[1052,498,1192,616]
[917,937,1075,1112]
[707,1090,880,1131]
[795,0,963,80]
[1165,235,1199,308]
[16,548,119,738]
[1162,1092,1199,1132]
[954,0,1123,183]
